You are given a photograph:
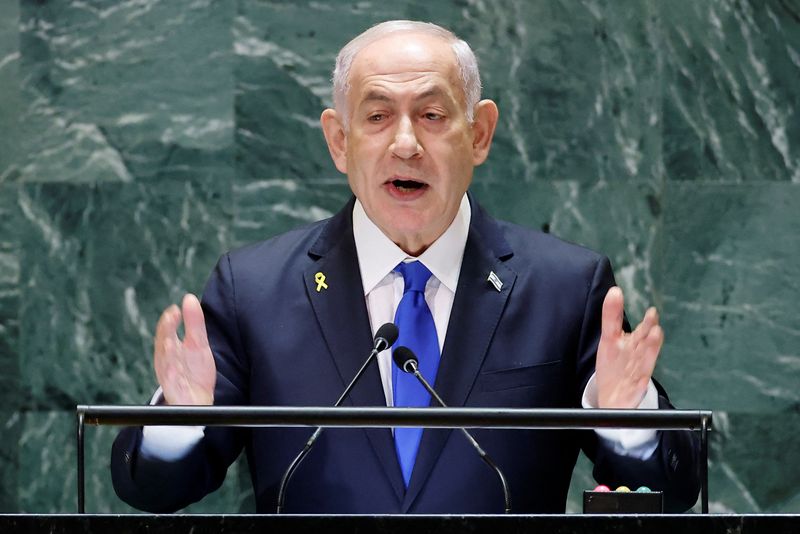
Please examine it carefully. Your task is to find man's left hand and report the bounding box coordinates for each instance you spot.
[596,286,663,409]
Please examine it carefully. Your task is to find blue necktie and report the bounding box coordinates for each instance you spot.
[392,261,440,487]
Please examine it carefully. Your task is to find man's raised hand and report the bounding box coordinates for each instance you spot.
[595,286,663,409]
[153,293,216,405]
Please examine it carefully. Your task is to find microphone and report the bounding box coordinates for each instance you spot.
[372,322,399,353]
[393,346,513,514]
[276,323,399,513]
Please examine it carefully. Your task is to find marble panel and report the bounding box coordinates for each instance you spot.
[17,0,234,184]
[706,411,800,513]
[0,11,18,507]
[0,0,20,182]
[566,452,596,513]
[232,1,366,246]
[571,410,800,515]
[0,185,21,512]
[17,180,231,410]
[17,410,252,513]
[659,183,800,412]
[472,0,663,184]
[470,180,662,320]
[659,0,800,182]
[233,14,349,243]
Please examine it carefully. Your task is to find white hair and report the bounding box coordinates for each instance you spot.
[332,20,482,128]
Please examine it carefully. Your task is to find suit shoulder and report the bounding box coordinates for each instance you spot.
[224,218,328,272]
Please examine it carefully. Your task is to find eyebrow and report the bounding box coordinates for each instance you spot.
[415,87,448,100]
[362,91,393,104]
[360,86,450,105]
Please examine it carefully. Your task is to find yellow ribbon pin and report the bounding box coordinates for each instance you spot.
[314,272,328,292]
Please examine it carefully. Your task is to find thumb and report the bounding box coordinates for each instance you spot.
[181,293,209,348]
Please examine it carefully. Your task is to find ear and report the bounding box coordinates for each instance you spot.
[321,109,348,174]
[470,99,499,166]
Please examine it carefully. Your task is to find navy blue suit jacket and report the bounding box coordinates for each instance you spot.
[111,195,700,513]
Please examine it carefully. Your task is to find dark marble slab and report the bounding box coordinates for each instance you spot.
[659,182,800,512]
[471,180,662,319]
[708,412,800,513]
[233,1,369,246]
[15,182,229,409]
[659,183,800,412]
[475,1,664,185]
[17,409,253,514]
[0,185,21,512]
[17,0,234,184]
[0,0,20,181]
[659,1,800,182]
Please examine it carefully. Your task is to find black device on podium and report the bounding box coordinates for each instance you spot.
[583,488,664,513]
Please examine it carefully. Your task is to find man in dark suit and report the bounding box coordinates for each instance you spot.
[111,20,700,514]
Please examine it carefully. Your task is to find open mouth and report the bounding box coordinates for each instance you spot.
[390,179,427,192]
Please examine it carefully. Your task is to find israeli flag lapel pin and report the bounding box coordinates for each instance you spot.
[487,271,503,292]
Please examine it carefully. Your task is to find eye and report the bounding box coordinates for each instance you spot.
[367,113,386,123]
[423,112,444,121]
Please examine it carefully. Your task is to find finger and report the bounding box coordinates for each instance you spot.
[640,307,659,334]
[628,307,654,353]
[636,324,663,379]
[646,324,664,358]
[154,304,182,356]
[601,286,625,341]
[154,304,182,388]
[181,293,209,349]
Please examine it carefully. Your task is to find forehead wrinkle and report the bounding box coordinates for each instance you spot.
[357,82,457,109]
[415,86,450,101]
[344,32,471,120]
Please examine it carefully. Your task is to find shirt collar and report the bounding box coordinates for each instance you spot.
[353,194,471,295]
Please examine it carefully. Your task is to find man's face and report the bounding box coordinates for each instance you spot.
[328,33,483,255]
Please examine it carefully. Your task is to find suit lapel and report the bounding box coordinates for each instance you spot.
[401,197,517,511]
[304,200,406,501]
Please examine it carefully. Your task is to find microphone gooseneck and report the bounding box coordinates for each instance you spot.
[276,323,399,513]
[392,346,513,514]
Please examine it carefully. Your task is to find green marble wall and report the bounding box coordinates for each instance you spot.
[0,0,798,514]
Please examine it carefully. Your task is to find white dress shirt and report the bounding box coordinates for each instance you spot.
[353,196,469,406]
[142,194,658,460]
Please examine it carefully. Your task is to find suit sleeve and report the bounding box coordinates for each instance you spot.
[110,254,249,513]
[575,256,702,513]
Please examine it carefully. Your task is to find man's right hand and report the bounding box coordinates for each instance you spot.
[153,293,216,405]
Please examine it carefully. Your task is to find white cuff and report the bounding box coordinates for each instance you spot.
[139,387,205,461]
[582,374,659,460]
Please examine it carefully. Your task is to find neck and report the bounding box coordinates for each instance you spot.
[395,239,432,257]
[383,225,451,257]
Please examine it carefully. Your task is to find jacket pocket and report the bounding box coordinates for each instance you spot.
[476,360,562,392]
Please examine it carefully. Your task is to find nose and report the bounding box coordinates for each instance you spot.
[390,116,422,160]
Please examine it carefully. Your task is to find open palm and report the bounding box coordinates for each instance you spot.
[595,287,663,409]
[153,294,216,405]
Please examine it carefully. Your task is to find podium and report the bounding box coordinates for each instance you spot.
[77,405,712,513]
[0,405,780,533]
